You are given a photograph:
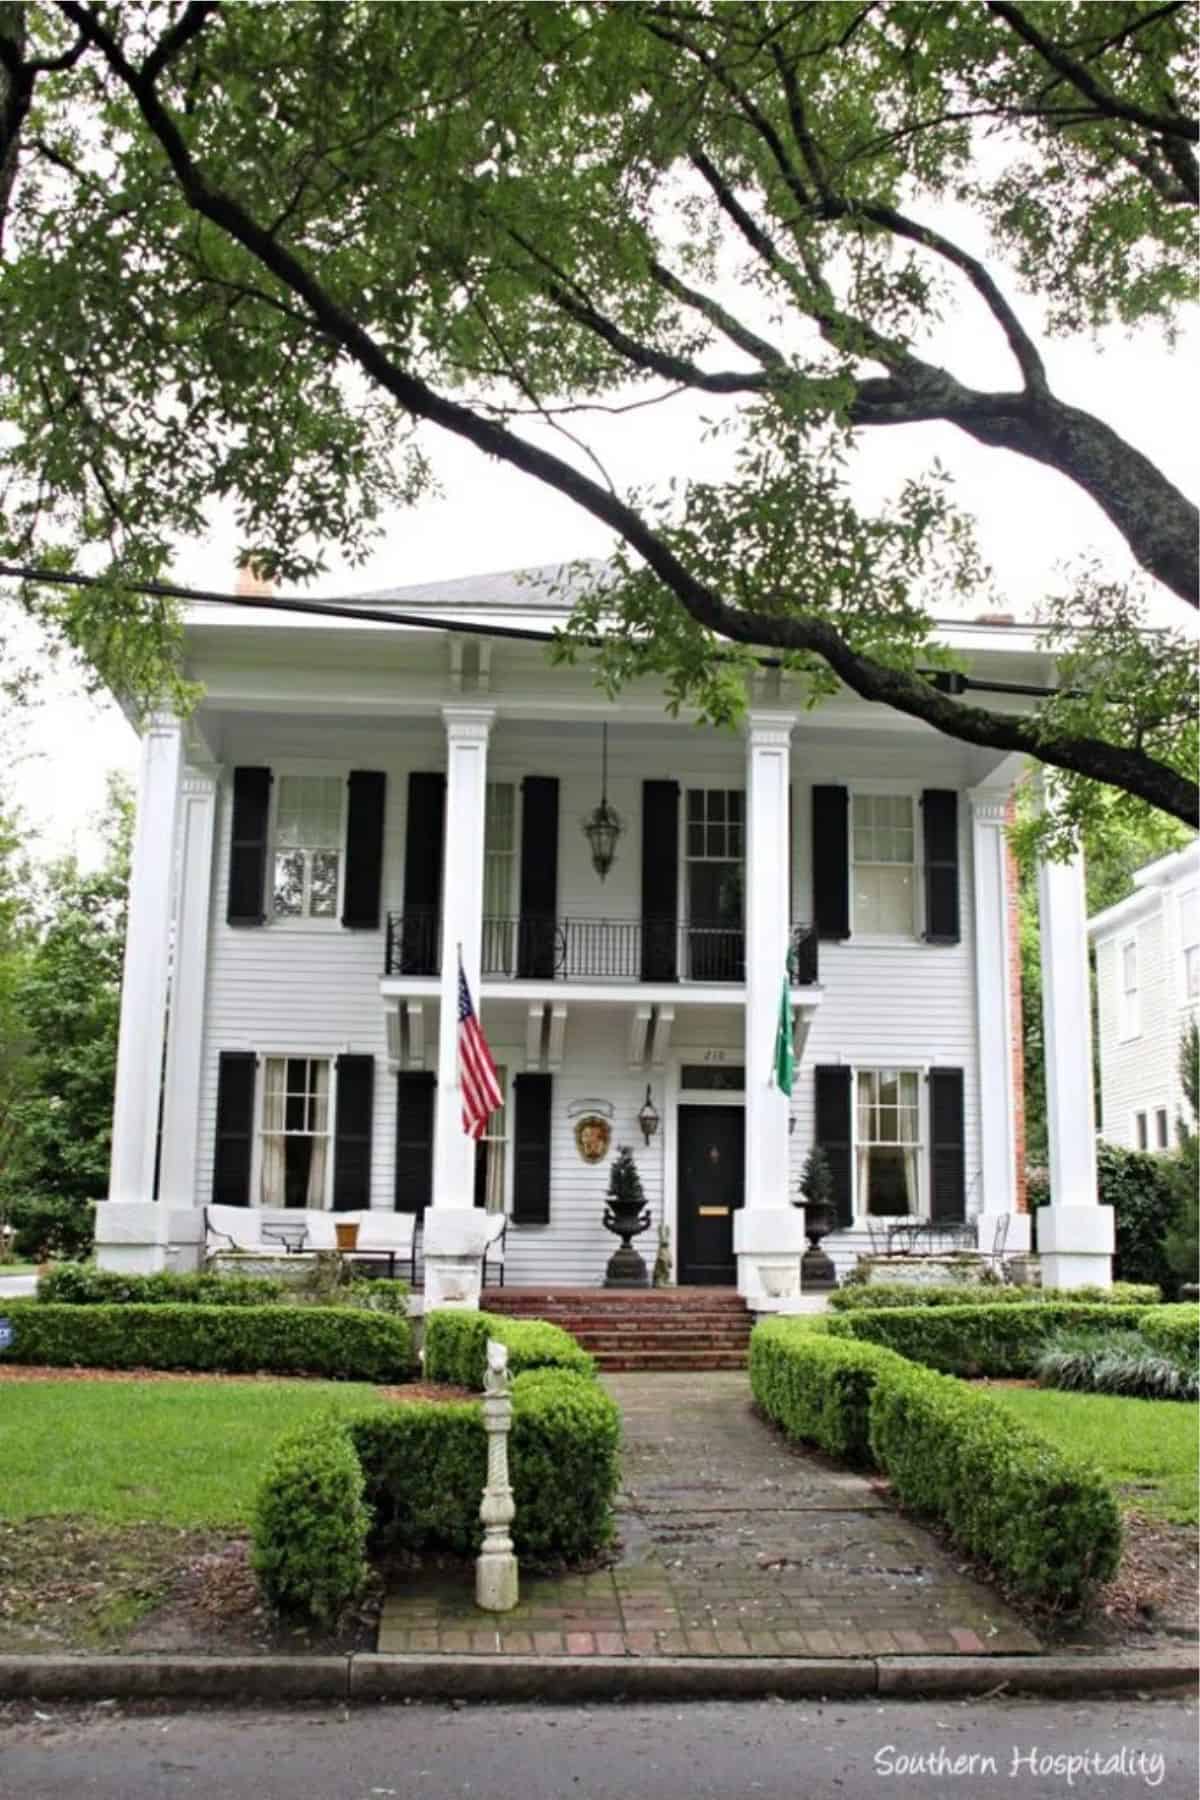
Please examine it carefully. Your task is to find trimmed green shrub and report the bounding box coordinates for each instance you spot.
[9,1195,94,1263]
[251,1415,370,1623]
[37,1262,287,1307]
[0,1301,414,1381]
[1138,1303,1200,1365]
[750,1319,907,1464]
[255,1369,621,1622]
[827,1303,1150,1377]
[1033,1330,1198,1401]
[424,1309,594,1388]
[828,1281,1161,1311]
[508,1369,621,1562]
[868,1360,1122,1609]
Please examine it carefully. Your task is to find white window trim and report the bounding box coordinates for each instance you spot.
[1132,1108,1150,1153]
[850,1062,929,1222]
[1153,1102,1171,1153]
[1117,931,1141,1042]
[847,781,925,945]
[267,764,348,930]
[249,1050,339,1210]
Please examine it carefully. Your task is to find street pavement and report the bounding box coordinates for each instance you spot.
[0,1696,1194,1800]
[381,1371,1040,1658]
[0,1274,36,1299]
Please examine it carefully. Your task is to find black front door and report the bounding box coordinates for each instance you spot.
[677,1105,744,1285]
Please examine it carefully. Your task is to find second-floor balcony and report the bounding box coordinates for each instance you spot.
[384,912,819,987]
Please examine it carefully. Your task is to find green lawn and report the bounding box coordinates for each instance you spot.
[0,1379,392,1527]
[984,1387,1199,1525]
[0,1263,38,1276]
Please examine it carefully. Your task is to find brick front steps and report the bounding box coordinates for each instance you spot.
[480,1288,753,1371]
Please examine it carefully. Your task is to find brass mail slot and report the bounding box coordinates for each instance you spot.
[698,1205,730,1217]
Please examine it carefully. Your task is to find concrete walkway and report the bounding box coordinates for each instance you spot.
[379,1371,1040,1657]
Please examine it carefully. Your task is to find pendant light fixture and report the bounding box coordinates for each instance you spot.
[582,722,623,881]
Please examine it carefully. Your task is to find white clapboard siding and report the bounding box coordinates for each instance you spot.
[1094,914,1170,1147]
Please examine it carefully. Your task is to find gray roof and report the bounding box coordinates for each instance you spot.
[355,558,612,613]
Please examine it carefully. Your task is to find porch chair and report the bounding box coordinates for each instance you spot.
[482,1211,509,1288]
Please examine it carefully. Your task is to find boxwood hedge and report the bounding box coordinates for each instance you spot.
[37,1262,288,1307]
[826,1302,1150,1377]
[0,1300,414,1381]
[1137,1303,1199,1366]
[423,1308,595,1387]
[750,1320,908,1464]
[253,1368,621,1622]
[751,1318,1121,1610]
[828,1282,1161,1311]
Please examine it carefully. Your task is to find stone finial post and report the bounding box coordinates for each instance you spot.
[476,1339,518,1612]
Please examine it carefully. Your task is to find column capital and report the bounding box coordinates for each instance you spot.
[745,710,797,750]
[144,708,183,740]
[442,704,496,743]
[966,786,1011,827]
[180,766,220,800]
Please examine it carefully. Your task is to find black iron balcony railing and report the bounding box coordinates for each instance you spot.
[384,913,818,987]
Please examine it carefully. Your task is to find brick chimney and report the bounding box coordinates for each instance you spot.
[235,559,275,598]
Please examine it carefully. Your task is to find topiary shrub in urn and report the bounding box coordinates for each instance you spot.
[602,1145,652,1289]
[798,1146,838,1291]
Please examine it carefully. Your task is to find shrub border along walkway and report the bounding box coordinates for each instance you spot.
[750,1317,1124,1610]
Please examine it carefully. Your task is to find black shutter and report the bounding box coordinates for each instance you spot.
[342,772,387,930]
[333,1055,374,1212]
[922,790,960,944]
[929,1068,966,1221]
[212,1052,257,1206]
[518,777,559,978]
[814,1064,853,1229]
[641,780,679,981]
[401,772,445,974]
[512,1072,552,1223]
[227,767,271,925]
[812,786,850,940]
[394,1071,436,1216]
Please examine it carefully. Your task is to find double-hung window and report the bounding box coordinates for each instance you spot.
[482,783,517,974]
[852,794,916,936]
[260,1056,331,1208]
[473,1064,508,1212]
[272,775,343,919]
[856,1067,922,1216]
[1118,935,1140,1040]
[685,789,744,979]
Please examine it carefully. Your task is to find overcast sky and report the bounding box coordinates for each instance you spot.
[8,290,1196,867]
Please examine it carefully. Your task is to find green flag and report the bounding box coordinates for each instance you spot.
[773,972,794,1097]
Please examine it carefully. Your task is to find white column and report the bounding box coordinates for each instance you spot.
[1037,821,1113,1287]
[159,765,219,1240]
[734,712,807,1309]
[967,789,1030,1256]
[426,707,496,1307]
[99,712,182,1272]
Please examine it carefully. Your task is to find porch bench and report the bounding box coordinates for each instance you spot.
[204,1205,417,1283]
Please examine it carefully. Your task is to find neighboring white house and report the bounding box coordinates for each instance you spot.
[97,561,1113,1300]
[1088,839,1200,1152]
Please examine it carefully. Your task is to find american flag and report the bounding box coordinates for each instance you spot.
[458,955,502,1139]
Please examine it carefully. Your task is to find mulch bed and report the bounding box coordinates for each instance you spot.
[0,1364,472,1402]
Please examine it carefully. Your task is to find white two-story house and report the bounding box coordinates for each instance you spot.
[1088,839,1200,1152]
[98,562,1114,1301]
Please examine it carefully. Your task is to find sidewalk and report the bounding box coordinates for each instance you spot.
[379,1371,1041,1658]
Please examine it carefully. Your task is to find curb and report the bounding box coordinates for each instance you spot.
[0,1650,1195,1705]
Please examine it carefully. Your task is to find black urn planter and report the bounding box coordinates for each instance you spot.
[799,1199,838,1292]
[603,1194,652,1288]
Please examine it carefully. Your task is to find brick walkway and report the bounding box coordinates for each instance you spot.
[378,1371,1041,1657]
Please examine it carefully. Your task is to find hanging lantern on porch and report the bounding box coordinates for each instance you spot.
[637,1085,660,1147]
[582,723,623,880]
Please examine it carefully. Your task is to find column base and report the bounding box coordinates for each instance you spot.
[975,1210,1032,1259]
[422,1210,490,1311]
[1037,1205,1114,1290]
[94,1202,169,1275]
[734,1208,807,1312]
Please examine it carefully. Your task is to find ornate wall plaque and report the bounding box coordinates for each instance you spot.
[574,1115,612,1164]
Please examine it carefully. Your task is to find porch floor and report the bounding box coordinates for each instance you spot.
[379,1371,1041,1658]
